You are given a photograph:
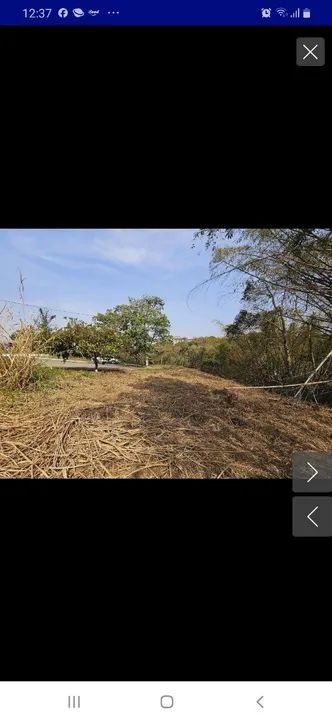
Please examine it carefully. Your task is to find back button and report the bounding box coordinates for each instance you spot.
[293,497,332,537]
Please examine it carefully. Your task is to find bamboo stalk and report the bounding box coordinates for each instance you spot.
[294,349,332,399]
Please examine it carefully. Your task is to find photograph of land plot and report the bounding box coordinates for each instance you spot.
[0,228,331,479]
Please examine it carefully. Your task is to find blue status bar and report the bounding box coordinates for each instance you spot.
[0,2,330,26]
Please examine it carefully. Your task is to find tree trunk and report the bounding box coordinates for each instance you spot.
[278,308,292,376]
[266,286,292,377]
[308,323,316,369]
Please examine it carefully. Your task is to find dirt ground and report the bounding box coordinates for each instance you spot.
[0,365,331,478]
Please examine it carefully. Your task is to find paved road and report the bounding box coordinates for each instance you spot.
[1,354,139,371]
[40,357,138,370]
[41,358,127,371]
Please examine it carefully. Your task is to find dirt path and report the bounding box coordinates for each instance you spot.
[0,366,331,478]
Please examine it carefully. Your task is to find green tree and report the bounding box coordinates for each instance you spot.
[32,307,57,349]
[225,310,261,338]
[47,319,118,370]
[150,339,175,365]
[95,295,171,365]
[34,307,56,334]
[194,228,332,334]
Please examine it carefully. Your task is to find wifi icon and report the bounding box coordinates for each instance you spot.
[276,7,288,15]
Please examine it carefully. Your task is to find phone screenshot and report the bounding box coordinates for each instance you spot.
[0,0,331,704]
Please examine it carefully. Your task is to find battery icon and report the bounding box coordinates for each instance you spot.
[303,8,311,18]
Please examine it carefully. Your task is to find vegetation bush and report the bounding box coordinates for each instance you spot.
[0,321,42,390]
[151,322,332,403]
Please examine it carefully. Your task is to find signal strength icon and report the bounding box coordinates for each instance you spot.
[290,7,300,17]
[276,7,288,16]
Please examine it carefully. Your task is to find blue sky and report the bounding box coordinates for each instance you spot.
[0,229,242,337]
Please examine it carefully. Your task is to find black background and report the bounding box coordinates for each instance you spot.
[0,26,331,679]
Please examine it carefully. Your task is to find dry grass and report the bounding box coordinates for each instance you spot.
[0,365,331,478]
[0,313,41,390]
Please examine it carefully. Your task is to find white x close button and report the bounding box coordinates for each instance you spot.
[303,42,318,59]
[297,37,325,66]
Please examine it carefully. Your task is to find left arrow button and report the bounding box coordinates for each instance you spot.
[293,497,332,537]
[307,505,319,527]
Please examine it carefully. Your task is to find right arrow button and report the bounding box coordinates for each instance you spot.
[306,462,318,484]
[292,452,332,492]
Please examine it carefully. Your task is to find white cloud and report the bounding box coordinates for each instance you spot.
[37,253,121,275]
[92,240,148,265]
[5,228,199,271]
[91,229,198,269]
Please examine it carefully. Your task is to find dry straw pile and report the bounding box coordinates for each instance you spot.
[0,326,39,390]
[1,364,331,479]
[0,307,44,390]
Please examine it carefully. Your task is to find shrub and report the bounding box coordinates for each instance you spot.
[0,321,42,390]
